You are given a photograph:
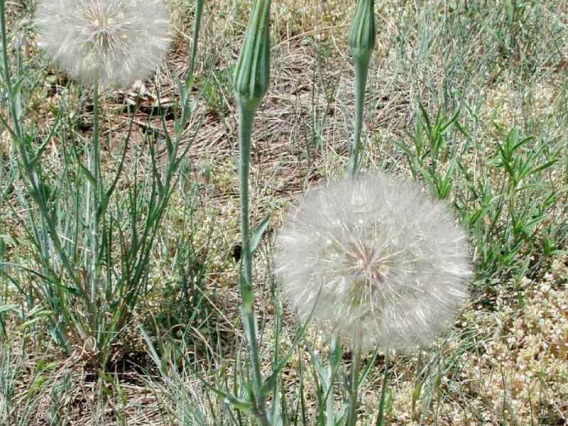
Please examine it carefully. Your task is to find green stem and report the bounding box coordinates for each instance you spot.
[348,55,371,179]
[90,82,106,362]
[0,1,21,141]
[91,82,101,304]
[325,372,335,426]
[347,346,362,426]
[238,101,268,425]
[187,0,204,89]
[376,353,389,426]
[93,83,102,198]
[325,333,341,426]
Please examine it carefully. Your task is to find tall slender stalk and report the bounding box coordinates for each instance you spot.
[90,82,101,307]
[92,83,101,195]
[376,353,389,426]
[325,334,342,426]
[347,0,376,178]
[349,56,371,178]
[237,101,268,424]
[347,346,362,426]
[233,0,272,422]
[345,1,376,419]
[0,0,21,141]
[187,0,204,89]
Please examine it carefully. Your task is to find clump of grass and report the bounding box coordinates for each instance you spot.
[0,0,203,368]
[397,105,565,292]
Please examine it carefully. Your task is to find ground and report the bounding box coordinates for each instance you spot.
[0,0,567,424]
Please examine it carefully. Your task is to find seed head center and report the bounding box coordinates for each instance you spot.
[345,241,387,285]
[86,6,120,49]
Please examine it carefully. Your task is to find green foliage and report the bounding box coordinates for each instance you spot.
[0,0,566,423]
[398,104,565,292]
[0,0,203,367]
[398,105,462,200]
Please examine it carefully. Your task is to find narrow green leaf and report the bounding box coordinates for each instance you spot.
[78,161,97,186]
[251,215,270,253]
[0,304,18,314]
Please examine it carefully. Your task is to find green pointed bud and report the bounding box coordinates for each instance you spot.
[234,0,271,112]
[348,0,376,64]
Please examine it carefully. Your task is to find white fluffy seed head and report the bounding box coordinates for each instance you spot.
[37,0,171,88]
[276,173,472,352]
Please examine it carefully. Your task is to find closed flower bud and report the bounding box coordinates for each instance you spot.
[348,0,376,63]
[234,0,271,111]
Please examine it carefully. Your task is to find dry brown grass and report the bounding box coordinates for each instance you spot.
[1,0,567,424]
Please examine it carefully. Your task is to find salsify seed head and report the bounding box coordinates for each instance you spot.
[276,173,472,352]
[37,0,171,88]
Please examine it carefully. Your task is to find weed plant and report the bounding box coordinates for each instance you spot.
[0,0,201,367]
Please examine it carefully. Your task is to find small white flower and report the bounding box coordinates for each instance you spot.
[276,173,472,351]
[37,0,171,87]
